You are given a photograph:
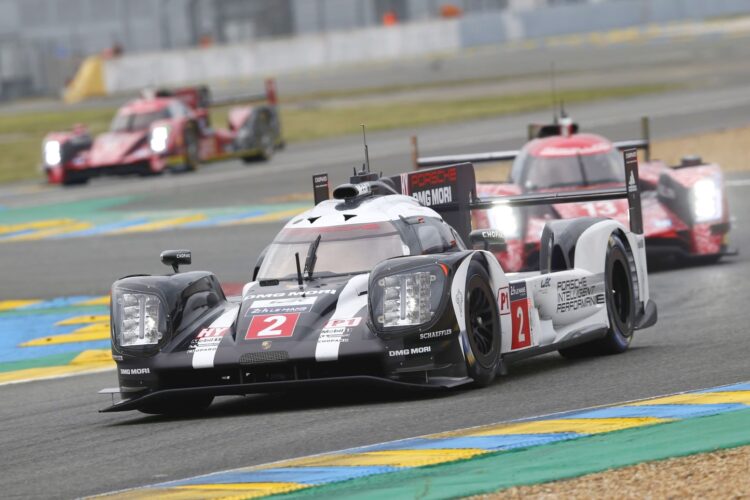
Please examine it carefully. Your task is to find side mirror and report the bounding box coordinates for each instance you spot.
[161,249,191,273]
[469,229,507,252]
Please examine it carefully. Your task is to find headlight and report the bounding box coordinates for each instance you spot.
[114,292,165,346]
[692,178,722,223]
[44,140,61,166]
[487,205,520,239]
[149,126,170,153]
[371,266,446,330]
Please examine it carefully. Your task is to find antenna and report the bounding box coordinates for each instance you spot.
[294,252,303,290]
[361,124,370,173]
[550,62,559,123]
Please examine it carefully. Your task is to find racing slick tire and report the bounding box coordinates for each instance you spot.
[257,130,275,162]
[137,394,214,416]
[559,233,636,358]
[693,254,722,266]
[182,126,200,172]
[463,261,502,387]
[61,169,89,186]
[139,161,165,177]
[241,113,275,163]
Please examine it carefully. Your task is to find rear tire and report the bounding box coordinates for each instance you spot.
[463,261,501,387]
[139,162,164,177]
[693,254,722,266]
[241,112,275,163]
[182,126,200,172]
[137,394,214,416]
[257,131,274,161]
[559,233,636,358]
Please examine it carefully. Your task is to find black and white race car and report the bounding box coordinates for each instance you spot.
[101,152,656,415]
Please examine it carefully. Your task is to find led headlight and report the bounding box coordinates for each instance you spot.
[115,292,164,346]
[692,178,722,223]
[44,140,61,166]
[372,266,446,330]
[487,205,520,239]
[149,126,170,153]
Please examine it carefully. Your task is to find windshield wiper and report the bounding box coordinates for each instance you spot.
[303,234,322,280]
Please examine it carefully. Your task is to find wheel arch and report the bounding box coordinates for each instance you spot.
[539,217,609,274]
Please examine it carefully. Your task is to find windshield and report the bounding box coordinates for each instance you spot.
[110,108,171,132]
[257,222,408,281]
[519,150,624,190]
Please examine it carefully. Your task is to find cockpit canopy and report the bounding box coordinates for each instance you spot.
[257,217,464,281]
[511,134,625,190]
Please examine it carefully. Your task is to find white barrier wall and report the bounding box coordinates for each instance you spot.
[103,0,750,94]
[104,20,460,93]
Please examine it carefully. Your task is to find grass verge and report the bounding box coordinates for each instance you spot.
[0,84,672,184]
[280,84,673,142]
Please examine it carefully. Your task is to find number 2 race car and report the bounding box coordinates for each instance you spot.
[101,151,656,415]
[42,80,283,185]
[414,115,735,271]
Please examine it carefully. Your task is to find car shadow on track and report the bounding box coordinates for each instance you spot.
[110,351,658,425]
[108,386,457,425]
[648,256,734,273]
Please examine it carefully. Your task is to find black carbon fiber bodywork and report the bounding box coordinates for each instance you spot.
[103,254,476,412]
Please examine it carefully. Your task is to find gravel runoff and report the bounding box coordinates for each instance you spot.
[472,445,750,500]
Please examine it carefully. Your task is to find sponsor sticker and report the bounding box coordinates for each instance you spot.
[315,317,361,361]
[539,142,611,157]
[411,186,453,206]
[510,281,531,350]
[313,172,329,205]
[191,306,238,369]
[323,317,361,329]
[409,167,457,189]
[418,329,453,340]
[317,327,349,345]
[388,346,432,357]
[497,286,510,315]
[246,290,336,299]
[248,296,317,315]
[509,281,527,301]
[119,368,150,375]
[188,328,229,361]
[246,313,300,339]
[555,275,605,313]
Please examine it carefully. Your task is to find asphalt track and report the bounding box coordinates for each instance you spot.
[1,38,750,498]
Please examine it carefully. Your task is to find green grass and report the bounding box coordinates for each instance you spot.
[0,83,673,184]
[0,107,114,183]
[280,84,674,142]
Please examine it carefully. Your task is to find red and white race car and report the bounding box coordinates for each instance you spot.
[415,116,735,270]
[42,80,283,185]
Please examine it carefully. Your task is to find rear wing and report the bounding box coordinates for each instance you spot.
[400,148,643,243]
[411,116,651,170]
[210,78,278,107]
[153,78,279,109]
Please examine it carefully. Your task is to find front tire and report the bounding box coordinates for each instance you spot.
[559,233,636,358]
[137,394,214,416]
[463,261,501,387]
[61,170,89,186]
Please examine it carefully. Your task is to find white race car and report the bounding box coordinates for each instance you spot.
[102,150,656,414]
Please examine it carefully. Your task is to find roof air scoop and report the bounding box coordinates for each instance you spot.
[333,182,372,200]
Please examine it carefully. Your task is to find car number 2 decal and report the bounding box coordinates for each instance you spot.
[246,313,300,339]
[509,282,531,350]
